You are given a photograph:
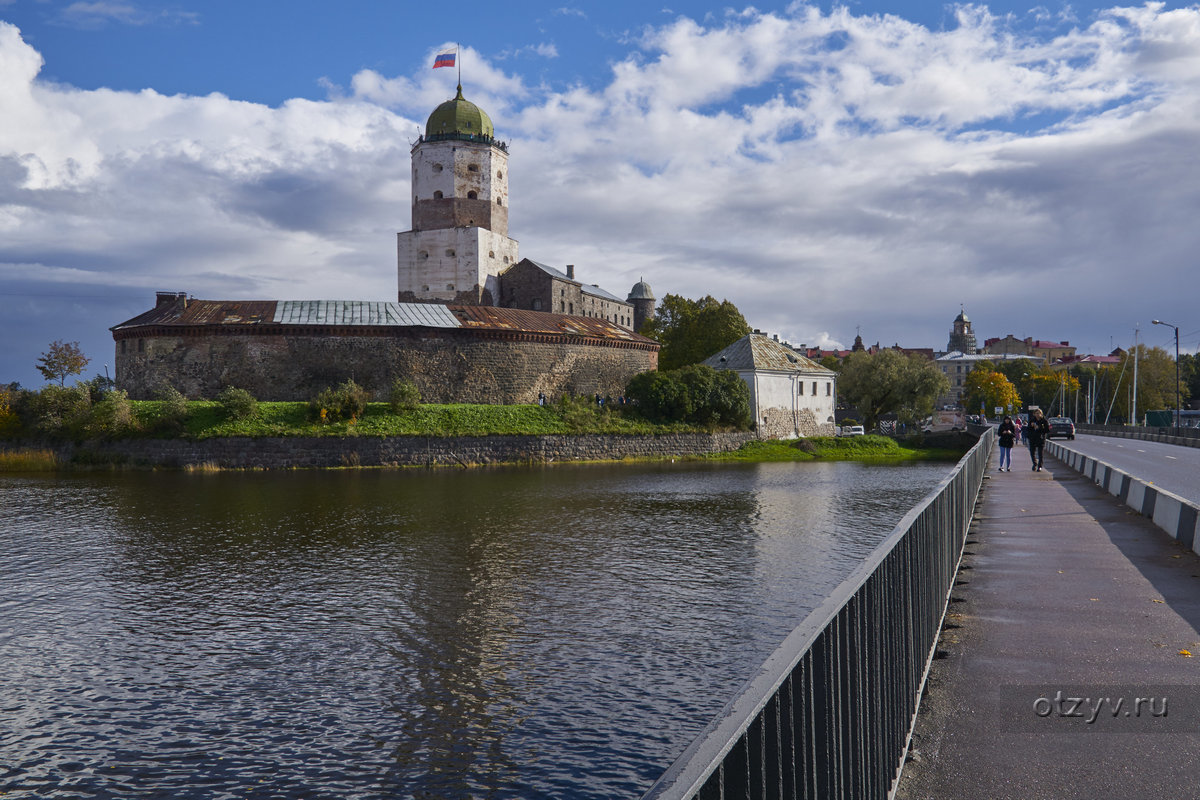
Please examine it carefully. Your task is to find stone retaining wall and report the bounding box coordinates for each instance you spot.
[20,432,757,470]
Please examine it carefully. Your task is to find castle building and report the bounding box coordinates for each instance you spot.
[111,86,658,402]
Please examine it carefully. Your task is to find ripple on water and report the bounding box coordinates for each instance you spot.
[0,460,951,798]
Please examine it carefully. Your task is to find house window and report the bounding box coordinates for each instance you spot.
[569,303,573,314]
[533,299,542,310]
[798,382,804,396]
[826,382,832,396]
[120,340,126,354]
[812,382,818,395]
[138,339,144,353]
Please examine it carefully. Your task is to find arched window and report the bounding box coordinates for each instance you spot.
[497,171,503,180]
[432,163,443,173]
[496,197,503,206]
[418,251,429,260]
[467,164,479,172]
[445,249,456,257]
[488,250,495,258]
[447,283,455,291]
[433,190,443,200]
[467,191,478,199]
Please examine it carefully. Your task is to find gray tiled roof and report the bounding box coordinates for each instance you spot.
[703,333,834,374]
[273,301,460,327]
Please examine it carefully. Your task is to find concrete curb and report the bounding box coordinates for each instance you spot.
[1047,439,1200,553]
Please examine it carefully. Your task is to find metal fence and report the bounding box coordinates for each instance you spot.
[641,428,994,800]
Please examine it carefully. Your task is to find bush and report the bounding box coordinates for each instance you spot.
[310,379,369,424]
[29,384,93,439]
[625,364,750,428]
[88,389,136,438]
[555,394,606,433]
[217,386,259,421]
[0,387,21,439]
[388,378,422,413]
[151,384,190,434]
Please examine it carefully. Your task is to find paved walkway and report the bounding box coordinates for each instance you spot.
[895,450,1200,800]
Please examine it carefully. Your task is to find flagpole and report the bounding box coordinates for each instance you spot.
[457,43,462,87]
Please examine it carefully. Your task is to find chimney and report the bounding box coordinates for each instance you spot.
[566,264,575,280]
[156,291,186,308]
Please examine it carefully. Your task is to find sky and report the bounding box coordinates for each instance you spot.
[2,0,1199,390]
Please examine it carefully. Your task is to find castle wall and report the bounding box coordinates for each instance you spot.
[115,327,657,403]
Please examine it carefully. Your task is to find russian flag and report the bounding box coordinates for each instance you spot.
[433,49,456,69]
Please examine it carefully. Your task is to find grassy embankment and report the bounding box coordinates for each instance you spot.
[710,434,964,463]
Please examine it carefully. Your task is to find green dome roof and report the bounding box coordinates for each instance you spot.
[425,85,494,139]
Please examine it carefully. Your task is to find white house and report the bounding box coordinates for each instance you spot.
[704,332,837,439]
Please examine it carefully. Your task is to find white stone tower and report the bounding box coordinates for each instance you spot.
[398,85,520,305]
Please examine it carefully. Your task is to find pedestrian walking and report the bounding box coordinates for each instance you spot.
[1013,416,1023,444]
[1025,408,1050,471]
[997,415,1016,471]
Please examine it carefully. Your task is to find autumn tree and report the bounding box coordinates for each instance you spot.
[963,367,1022,415]
[36,341,90,387]
[837,349,949,431]
[640,294,751,371]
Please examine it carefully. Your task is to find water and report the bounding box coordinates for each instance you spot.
[0,459,952,799]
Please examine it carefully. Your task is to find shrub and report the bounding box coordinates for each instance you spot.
[388,378,422,413]
[625,364,750,428]
[0,387,21,439]
[217,386,259,421]
[151,384,190,434]
[30,384,93,439]
[88,389,136,438]
[310,379,369,424]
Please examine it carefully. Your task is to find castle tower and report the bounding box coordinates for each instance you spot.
[398,85,519,305]
[627,278,655,333]
[947,307,976,354]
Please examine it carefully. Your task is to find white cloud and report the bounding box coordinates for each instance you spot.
[3,5,1200,385]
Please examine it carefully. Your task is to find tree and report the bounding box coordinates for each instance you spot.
[963,368,1022,415]
[640,294,751,371]
[625,364,751,427]
[36,340,90,387]
[837,350,949,431]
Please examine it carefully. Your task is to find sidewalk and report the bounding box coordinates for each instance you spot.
[895,450,1200,800]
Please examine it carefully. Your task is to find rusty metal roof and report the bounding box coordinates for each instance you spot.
[447,305,655,343]
[704,333,835,374]
[112,299,279,330]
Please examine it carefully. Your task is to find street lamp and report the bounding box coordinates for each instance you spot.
[1151,319,1180,431]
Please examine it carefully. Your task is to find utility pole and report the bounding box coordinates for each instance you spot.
[1131,326,1139,426]
[1152,319,1181,431]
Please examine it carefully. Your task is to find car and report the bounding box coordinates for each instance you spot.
[1047,417,1075,440]
[839,425,865,436]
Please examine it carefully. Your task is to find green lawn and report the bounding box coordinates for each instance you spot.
[709,434,964,462]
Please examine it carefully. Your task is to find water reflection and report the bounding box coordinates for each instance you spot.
[0,460,949,798]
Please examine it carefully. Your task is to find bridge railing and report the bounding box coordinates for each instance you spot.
[1076,423,1200,449]
[640,428,994,800]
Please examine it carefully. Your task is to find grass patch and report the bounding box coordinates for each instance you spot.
[0,448,58,472]
[713,434,967,463]
[126,400,703,439]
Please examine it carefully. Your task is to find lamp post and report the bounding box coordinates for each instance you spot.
[1151,320,1180,431]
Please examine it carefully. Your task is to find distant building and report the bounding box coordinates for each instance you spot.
[947,308,977,355]
[982,335,1076,363]
[704,332,837,439]
[936,351,1042,408]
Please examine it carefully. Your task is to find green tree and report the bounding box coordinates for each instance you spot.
[963,367,1022,415]
[837,350,949,431]
[36,340,90,387]
[640,294,751,371]
[625,364,751,427]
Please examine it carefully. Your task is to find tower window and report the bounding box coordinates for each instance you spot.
[497,171,503,179]
[433,190,443,200]
[447,284,455,291]
[468,164,479,172]
[418,251,429,259]
[496,197,503,206]
[445,249,456,257]
[467,191,477,199]
[432,163,443,172]
[488,250,495,258]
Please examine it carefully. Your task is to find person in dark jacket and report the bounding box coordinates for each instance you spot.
[997,415,1016,471]
[1026,408,1050,471]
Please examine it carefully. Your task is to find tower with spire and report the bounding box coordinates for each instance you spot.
[947,306,977,354]
[398,84,519,305]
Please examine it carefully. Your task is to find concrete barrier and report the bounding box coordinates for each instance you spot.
[1047,440,1200,554]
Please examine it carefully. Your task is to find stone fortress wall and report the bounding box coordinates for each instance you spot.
[115,327,657,403]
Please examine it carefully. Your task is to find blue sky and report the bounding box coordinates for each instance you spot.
[2,0,1199,389]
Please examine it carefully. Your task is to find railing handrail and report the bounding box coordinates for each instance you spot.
[641,429,994,800]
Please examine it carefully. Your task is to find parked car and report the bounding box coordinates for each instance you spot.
[1047,417,1075,440]
[839,425,865,437]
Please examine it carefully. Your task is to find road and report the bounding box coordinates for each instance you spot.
[1051,433,1200,505]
